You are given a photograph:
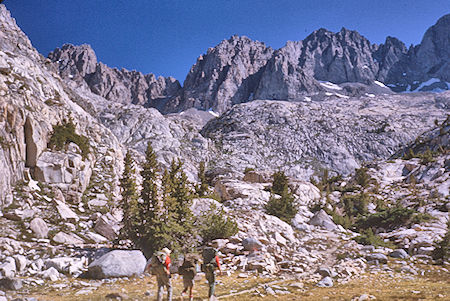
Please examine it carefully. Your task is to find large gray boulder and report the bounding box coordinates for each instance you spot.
[366,253,388,264]
[317,276,333,287]
[308,210,337,230]
[242,237,264,252]
[0,277,22,291]
[389,249,409,259]
[94,213,120,240]
[87,250,147,279]
[29,217,49,238]
[52,232,84,245]
[0,257,16,278]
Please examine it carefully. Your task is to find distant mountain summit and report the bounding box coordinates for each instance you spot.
[385,13,450,92]
[49,14,450,114]
[49,44,181,109]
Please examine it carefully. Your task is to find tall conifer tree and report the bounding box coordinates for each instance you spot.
[137,143,163,257]
[119,151,138,242]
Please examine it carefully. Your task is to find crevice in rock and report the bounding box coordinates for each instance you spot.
[24,117,37,168]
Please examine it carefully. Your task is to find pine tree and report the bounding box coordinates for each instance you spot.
[136,142,164,257]
[118,151,138,242]
[159,168,182,252]
[199,203,238,242]
[265,171,298,223]
[196,161,209,197]
[167,159,195,251]
[128,145,197,257]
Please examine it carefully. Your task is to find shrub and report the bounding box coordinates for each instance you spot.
[265,194,297,223]
[354,167,371,188]
[329,210,352,229]
[244,167,255,174]
[48,118,90,158]
[402,149,415,160]
[199,204,238,242]
[265,171,298,223]
[354,228,395,248]
[356,205,433,231]
[419,148,435,165]
[432,221,450,263]
[342,193,369,218]
[311,170,343,193]
[195,161,209,197]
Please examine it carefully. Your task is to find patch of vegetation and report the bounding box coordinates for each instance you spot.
[310,169,343,193]
[265,171,297,223]
[195,161,209,197]
[243,167,254,174]
[432,221,450,264]
[354,228,395,248]
[0,136,12,149]
[354,167,372,188]
[342,193,370,218]
[198,203,238,242]
[48,117,90,158]
[355,205,433,231]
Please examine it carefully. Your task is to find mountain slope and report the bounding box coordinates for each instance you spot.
[201,93,450,179]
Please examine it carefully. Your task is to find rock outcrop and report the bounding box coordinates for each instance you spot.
[299,28,379,84]
[254,41,323,100]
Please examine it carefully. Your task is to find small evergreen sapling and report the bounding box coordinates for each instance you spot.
[264,171,298,223]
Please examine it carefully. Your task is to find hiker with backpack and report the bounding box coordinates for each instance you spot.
[201,247,222,300]
[178,253,199,301]
[145,247,172,301]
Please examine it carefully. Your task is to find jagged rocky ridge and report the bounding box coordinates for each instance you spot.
[49,44,181,110]
[50,14,450,114]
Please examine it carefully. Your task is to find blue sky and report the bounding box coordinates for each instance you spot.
[6,0,450,83]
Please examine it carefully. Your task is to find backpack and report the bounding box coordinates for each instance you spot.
[150,251,167,275]
[201,247,218,273]
[178,254,198,278]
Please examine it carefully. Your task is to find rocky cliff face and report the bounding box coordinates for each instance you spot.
[49,44,181,109]
[298,28,379,84]
[0,5,123,207]
[384,14,450,91]
[170,35,274,114]
[373,36,408,82]
[254,41,323,100]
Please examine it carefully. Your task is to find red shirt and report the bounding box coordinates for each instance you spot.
[215,255,221,270]
[165,255,171,272]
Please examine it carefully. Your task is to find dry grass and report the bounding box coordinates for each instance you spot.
[13,265,450,300]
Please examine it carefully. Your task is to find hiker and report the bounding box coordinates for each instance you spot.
[201,247,222,300]
[178,253,199,301]
[145,247,172,301]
